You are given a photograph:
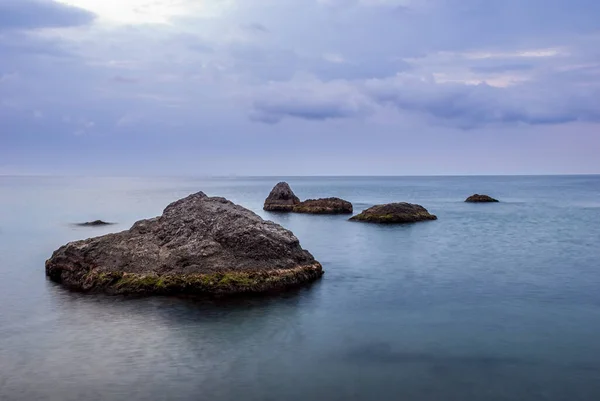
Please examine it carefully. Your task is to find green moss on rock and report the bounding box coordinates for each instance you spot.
[465,194,499,203]
[77,263,323,296]
[292,198,353,214]
[350,203,437,224]
[46,191,322,297]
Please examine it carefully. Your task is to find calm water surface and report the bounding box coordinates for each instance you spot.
[1,175,600,401]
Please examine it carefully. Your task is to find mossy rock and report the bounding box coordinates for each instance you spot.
[292,197,353,214]
[76,264,323,296]
[46,191,323,297]
[465,194,499,203]
[350,203,437,224]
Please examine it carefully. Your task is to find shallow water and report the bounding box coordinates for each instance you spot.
[1,175,600,401]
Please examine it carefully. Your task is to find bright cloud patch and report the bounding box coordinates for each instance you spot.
[55,0,223,24]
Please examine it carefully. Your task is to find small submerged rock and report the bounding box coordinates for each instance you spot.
[76,220,114,227]
[293,197,353,214]
[350,203,437,224]
[47,192,323,296]
[263,182,300,212]
[465,194,499,203]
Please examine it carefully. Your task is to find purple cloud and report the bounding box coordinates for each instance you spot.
[1,0,600,174]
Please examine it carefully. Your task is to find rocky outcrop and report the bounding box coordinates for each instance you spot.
[465,194,499,203]
[293,198,353,214]
[46,192,323,296]
[349,203,437,224]
[263,182,301,212]
[264,183,352,214]
[76,220,114,226]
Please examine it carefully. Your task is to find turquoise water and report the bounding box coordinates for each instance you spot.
[1,175,600,401]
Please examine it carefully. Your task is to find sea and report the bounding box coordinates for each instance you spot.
[1,175,599,401]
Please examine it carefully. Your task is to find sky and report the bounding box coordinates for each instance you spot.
[1,0,599,175]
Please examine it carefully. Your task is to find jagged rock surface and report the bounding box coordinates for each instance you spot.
[350,203,437,224]
[263,182,301,212]
[46,192,322,296]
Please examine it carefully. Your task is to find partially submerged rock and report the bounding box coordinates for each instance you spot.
[46,192,323,296]
[350,203,437,224]
[465,194,499,203]
[76,220,114,227]
[264,182,352,214]
[293,197,353,214]
[263,182,301,212]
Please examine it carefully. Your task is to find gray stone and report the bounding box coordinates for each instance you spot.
[293,198,353,214]
[350,203,437,224]
[465,194,499,203]
[76,220,113,227]
[263,182,301,212]
[46,192,322,296]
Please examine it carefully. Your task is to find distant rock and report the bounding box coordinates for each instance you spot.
[465,194,499,203]
[76,220,114,227]
[350,203,437,224]
[263,182,301,212]
[293,197,353,214]
[263,183,352,214]
[47,192,323,296]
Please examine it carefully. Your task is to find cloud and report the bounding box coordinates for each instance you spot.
[55,0,231,25]
[250,75,372,123]
[249,60,600,127]
[0,71,20,83]
[363,73,600,127]
[470,64,534,74]
[4,0,600,131]
[317,0,416,8]
[323,53,346,64]
[2,0,600,174]
[242,23,269,33]
[463,48,563,60]
[111,75,139,84]
[0,0,95,31]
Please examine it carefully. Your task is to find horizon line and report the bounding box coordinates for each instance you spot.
[1,173,600,178]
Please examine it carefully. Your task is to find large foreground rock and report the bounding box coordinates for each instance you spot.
[350,203,437,224]
[293,198,353,214]
[46,192,323,296]
[263,182,300,212]
[465,194,499,203]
